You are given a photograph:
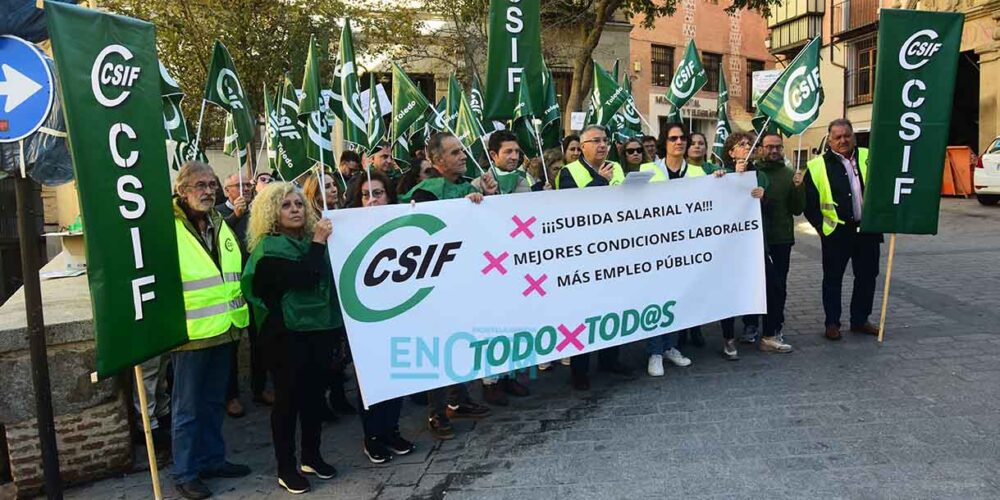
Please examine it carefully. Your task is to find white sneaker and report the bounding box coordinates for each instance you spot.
[647,355,664,377]
[537,362,552,371]
[559,357,571,366]
[663,348,692,367]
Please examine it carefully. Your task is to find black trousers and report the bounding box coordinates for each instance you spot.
[265,330,334,473]
[764,243,793,336]
[819,225,881,327]
[359,394,403,440]
[570,345,620,377]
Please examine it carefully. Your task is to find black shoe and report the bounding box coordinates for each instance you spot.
[363,436,393,464]
[689,329,706,348]
[482,383,509,406]
[598,362,636,379]
[571,373,590,391]
[428,415,455,440]
[301,459,337,480]
[278,470,310,494]
[445,401,491,419]
[384,432,415,455]
[200,461,251,479]
[175,479,212,500]
[328,390,358,415]
[501,378,530,397]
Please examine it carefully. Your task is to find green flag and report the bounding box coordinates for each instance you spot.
[616,76,643,138]
[484,0,545,119]
[46,1,187,377]
[667,40,707,113]
[262,84,279,172]
[445,74,463,131]
[860,10,963,235]
[428,97,449,132]
[712,70,732,162]
[366,74,388,154]
[335,19,366,148]
[222,113,248,164]
[540,70,561,128]
[391,63,431,143]
[454,89,485,177]
[757,37,824,136]
[612,59,621,82]
[299,35,334,167]
[513,80,540,157]
[591,61,628,126]
[159,61,189,143]
[171,139,206,170]
[471,74,504,135]
[204,40,255,147]
[270,76,312,180]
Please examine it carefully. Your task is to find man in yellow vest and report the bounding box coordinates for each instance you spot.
[554,125,634,390]
[804,119,882,341]
[171,162,251,500]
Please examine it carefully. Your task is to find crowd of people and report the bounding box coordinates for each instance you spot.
[146,117,881,498]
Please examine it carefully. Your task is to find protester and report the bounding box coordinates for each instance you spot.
[336,150,363,194]
[255,171,274,196]
[562,134,581,164]
[242,182,340,494]
[347,171,398,208]
[216,173,272,416]
[473,130,534,194]
[620,137,647,174]
[713,132,769,360]
[396,157,435,197]
[756,132,803,352]
[368,143,400,181]
[302,168,341,212]
[171,161,251,500]
[641,134,659,163]
[686,132,720,172]
[804,118,881,340]
[554,125,632,389]
[401,132,495,438]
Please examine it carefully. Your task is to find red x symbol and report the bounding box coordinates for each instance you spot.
[522,273,547,297]
[481,251,509,275]
[510,215,537,239]
[556,324,585,352]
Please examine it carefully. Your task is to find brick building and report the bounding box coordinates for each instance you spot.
[629,1,775,141]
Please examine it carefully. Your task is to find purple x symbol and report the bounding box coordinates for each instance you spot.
[556,324,585,352]
[481,251,509,276]
[510,215,537,239]
[522,273,548,297]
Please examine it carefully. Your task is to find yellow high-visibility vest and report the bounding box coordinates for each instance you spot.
[555,160,624,189]
[638,160,707,182]
[174,218,249,339]
[806,147,870,236]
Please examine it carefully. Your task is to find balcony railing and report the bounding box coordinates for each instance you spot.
[832,0,879,37]
[846,68,874,107]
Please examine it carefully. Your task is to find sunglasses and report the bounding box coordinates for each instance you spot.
[625,147,643,154]
[666,136,686,143]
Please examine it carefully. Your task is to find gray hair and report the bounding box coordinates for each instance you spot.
[580,124,608,139]
[427,132,457,164]
[175,161,215,194]
[827,118,853,133]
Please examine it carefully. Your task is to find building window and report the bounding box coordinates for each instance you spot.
[703,52,722,92]
[745,59,765,111]
[651,45,674,88]
[847,36,876,106]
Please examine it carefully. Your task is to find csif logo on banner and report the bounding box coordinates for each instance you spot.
[892,29,943,204]
[339,214,463,322]
[781,66,821,122]
[92,44,158,319]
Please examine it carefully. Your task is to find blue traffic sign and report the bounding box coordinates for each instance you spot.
[0,35,54,143]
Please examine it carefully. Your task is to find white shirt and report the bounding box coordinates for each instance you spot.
[833,150,863,221]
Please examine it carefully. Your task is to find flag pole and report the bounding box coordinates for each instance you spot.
[134,365,163,500]
[531,118,551,187]
[877,234,897,343]
[428,104,497,185]
[192,99,208,157]
[315,111,329,212]
[253,138,266,179]
[795,133,804,172]
[744,116,771,163]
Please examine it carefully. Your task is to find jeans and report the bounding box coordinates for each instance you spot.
[646,332,679,355]
[171,342,233,484]
[764,243,793,336]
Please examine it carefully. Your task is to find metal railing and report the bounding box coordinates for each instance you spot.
[846,68,875,107]
[832,0,879,36]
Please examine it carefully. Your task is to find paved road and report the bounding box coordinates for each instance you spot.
[68,198,1000,499]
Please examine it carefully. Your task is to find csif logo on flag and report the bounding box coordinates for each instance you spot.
[781,66,822,122]
[671,59,700,100]
[339,214,463,323]
[216,69,245,109]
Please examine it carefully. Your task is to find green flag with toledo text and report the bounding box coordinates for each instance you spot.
[391,63,431,144]
[204,40,255,148]
[757,37,823,136]
[712,70,732,162]
[591,61,628,126]
[445,74,462,131]
[860,10,963,235]
[484,0,545,119]
[336,19,366,148]
[300,35,334,167]
[46,2,187,377]
[271,76,311,180]
[667,40,707,117]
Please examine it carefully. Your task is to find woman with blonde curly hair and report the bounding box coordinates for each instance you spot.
[240,182,339,493]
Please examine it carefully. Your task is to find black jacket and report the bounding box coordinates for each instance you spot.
[804,148,867,236]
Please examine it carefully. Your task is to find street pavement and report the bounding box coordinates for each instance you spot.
[66,198,1000,499]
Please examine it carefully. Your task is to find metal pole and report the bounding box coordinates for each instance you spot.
[14,175,63,499]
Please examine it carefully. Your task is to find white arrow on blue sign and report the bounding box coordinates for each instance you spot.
[0,35,54,143]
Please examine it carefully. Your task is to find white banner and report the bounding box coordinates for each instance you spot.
[326,174,766,406]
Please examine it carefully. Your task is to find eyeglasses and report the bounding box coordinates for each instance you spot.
[582,137,608,144]
[188,181,219,192]
[666,136,686,143]
[361,188,386,199]
[625,147,643,154]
